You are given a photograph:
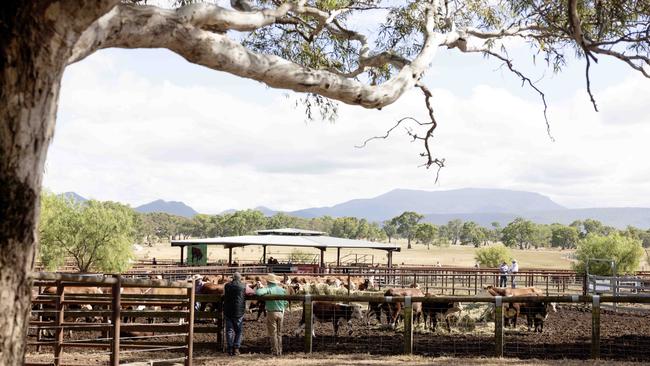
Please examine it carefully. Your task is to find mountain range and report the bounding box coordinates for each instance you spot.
[61,188,650,228]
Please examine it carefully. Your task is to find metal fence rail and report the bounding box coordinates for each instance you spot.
[27,272,650,363]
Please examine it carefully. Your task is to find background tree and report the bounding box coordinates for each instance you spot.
[475,245,512,268]
[382,220,398,243]
[39,193,135,273]
[4,0,650,362]
[490,222,502,243]
[444,219,463,245]
[501,218,536,249]
[460,221,484,247]
[573,234,644,275]
[392,211,424,249]
[415,222,438,250]
[551,224,580,249]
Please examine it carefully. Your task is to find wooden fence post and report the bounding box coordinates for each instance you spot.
[545,275,549,295]
[110,275,122,366]
[186,280,195,366]
[403,296,413,354]
[494,296,503,357]
[591,295,600,359]
[54,281,64,366]
[36,285,43,352]
[304,295,313,353]
[347,274,351,296]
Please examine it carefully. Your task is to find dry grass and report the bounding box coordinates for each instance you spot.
[137,240,576,269]
[194,353,645,366]
[26,351,648,366]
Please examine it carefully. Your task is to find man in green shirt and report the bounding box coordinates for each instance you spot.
[255,274,287,356]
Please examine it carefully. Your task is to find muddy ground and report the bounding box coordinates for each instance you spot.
[26,305,650,364]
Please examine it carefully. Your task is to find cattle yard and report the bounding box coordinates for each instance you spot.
[26,268,650,365]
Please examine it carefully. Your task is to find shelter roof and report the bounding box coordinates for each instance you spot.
[171,234,400,252]
[256,228,325,236]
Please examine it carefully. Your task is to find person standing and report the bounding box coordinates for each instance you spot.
[224,272,246,356]
[256,273,287,356]
[498,261,509,287]
[510,259,519,288]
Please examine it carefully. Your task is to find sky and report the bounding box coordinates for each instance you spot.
[42,6,650,214]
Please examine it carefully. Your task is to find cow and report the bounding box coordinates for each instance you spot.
[485,286,549,328]
[384,288,424,328]
[294,302,363,337]
[366,301,390,326]
[519,301,556,332]
[39,286,104,337]
[421,297,463,332]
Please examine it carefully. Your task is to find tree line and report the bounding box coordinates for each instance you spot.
[38,193,650,273]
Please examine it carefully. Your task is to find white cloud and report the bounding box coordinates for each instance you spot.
[43,49,650,214]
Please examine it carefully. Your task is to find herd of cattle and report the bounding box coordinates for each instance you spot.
[32,274,557,339]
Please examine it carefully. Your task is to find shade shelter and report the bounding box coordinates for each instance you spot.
[171,228,401,269]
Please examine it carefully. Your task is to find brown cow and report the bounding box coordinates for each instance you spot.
[384,288,423,328]
[485,286,545,328]
[295,302,363,337]
[421,295,463,332]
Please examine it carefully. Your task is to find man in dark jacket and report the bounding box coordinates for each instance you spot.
[224,272,246,355]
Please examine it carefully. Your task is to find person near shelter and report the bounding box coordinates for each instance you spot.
[224,272,247,356]
[498,261,509,287]
[256,273,287,356]
[510,259,519,288]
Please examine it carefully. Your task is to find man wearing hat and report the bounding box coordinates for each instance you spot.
[510,259,519,288]
[224,272,246,356]
[255,273,287,356]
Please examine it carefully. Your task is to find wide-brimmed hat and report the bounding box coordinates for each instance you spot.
[266,273,280,284]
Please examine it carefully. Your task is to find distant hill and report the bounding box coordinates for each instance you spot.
[423,208,650,229]
[135,199,198,218]
[288,188,565,222]
[60,192,88,203]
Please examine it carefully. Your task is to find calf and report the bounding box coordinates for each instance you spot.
[366,301,390,325]
[295,302,363,337]
[519,302,556,332]
[384,288,423,328]
[421,300,463,332]
[485,286,543,328]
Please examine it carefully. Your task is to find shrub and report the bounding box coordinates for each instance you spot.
[573,233,643,275]
[474,245,512,268]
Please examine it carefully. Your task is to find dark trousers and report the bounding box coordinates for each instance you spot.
[499,275,508,287]
[225,316,244,352]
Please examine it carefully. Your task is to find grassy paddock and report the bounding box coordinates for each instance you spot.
[137,240,578,270]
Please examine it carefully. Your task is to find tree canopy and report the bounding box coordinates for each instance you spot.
[573,233,644,275]
[38,192,136,273]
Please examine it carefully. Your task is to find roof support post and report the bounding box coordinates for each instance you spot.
[262,245,267,264]
[228,247,233,266]
[387,250,393,268]
[320,248,325,273]
[336,247,341,267]
[180,246,185,266]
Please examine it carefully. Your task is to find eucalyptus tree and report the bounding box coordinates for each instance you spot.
[3,0,650,362]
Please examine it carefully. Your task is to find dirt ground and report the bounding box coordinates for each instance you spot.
[27,305,650,365]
